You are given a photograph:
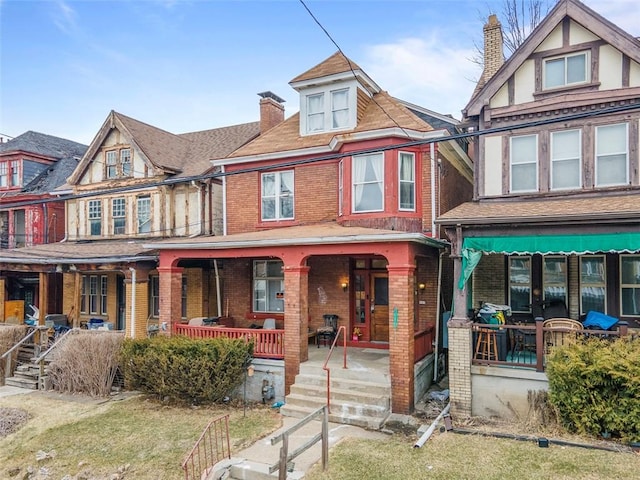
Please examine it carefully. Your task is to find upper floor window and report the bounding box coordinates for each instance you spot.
[580,255,606,314]
[398,152,415,211]
[353,153,384,212]
[544,51,588,90]
[105,147,132,179]
[261,171,294,221]
[510,135,537,193]
[0,163,7,187]
[10,161,19,187]
[253,259,284,313]
[88,200,102,236]
[596,123,628,187]
[551,129,581,190]
[137,196,151,234]
[302,85,354,135]
[112,198,126,234]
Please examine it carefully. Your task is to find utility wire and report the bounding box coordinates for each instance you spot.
[0,101,638,211]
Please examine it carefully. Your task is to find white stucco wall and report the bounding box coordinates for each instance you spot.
[535,23,562,52]
[483,136,503,197]
[569,20,599,44]
[599,45,623,90]
[514,59,535,104]
[490,83,509,109]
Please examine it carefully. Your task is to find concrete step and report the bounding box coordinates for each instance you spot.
[283,393,389,419]
[5,376,39,390]
[290,374,390,395]
[228,459,303,480]
[279,403,388,430]
[298,363,390,383]
[289,383,390,408]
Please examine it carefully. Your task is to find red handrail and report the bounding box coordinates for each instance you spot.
[321,325,347,414]
[182,414,230,480]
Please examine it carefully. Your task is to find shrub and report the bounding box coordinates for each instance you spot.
[546,336,640,442]
[120,335,253,404]
[0,325,29,384]
[47,330,125,396]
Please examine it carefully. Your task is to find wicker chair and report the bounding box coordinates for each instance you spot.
[543,318,583,359]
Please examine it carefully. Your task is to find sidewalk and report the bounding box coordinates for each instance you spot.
[0,385,36,398]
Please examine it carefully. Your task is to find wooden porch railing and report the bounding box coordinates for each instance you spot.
[322,325,347,414]
[414,325,435,362]
[174,324,285,359]
[0,325,48,380]
[181,414,231,480]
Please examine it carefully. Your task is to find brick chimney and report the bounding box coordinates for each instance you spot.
[483,14,504,82]
[258,91,285,134]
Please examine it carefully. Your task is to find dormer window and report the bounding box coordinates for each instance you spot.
[300,83,356,135]
[105,147,132,179]
[543,51,588,90]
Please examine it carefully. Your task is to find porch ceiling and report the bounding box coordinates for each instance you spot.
[145,222,447,250]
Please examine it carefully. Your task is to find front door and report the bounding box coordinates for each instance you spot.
[370,273,389,342]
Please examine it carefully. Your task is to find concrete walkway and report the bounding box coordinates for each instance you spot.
[0,385,35,398]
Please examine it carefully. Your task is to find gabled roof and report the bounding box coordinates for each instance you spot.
[0,131,87,160]
[464,0,640,117]
[290,51,365,84]
[68,111,260,184]
[223,91,434,160]
[23,156,81,194]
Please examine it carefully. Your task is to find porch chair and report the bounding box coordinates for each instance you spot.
[263,318,276,329]
[543,318,583,361]
[316,314,338,347]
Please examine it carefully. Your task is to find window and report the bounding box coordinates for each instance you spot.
[303,86,353,134]
[398,152,415,211]
[544,51,588,89]
[181,277,188,318]
[596,124,628,187]
[112,198,126,234]
[10,161,19,187]
[338,160,344,216]
[510,135,537,192]
[551,130,581,190]
[509,256,531,313]
[0,163,7,187]
[331,88,349,128]
[580,256,606,314]
[620,255,640,315]
[150,276,160,317]
[307,93,324,133]
[81,275,107,315]
[137,196,151,234]
[105,148,132,179]
[253,260,284,313]
[261,171,294,221]
[88,200,102,236]
[353,153,384,212]
[543,256,567,306]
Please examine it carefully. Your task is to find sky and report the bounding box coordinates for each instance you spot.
[1,0,639,146]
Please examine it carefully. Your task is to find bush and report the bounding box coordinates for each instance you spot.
[0,325,29,384]
[546,336,640,442]
[120,335,253,404]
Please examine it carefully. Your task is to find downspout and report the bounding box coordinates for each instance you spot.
[214,259,222,317]
[430,143,436,237]
[188,181,205,238]
[433,249,445,382]
[221,165,227,236]
[129,267,136,338]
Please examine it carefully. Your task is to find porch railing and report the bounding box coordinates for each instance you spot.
[414,325,435,363]
[181,414,231,480]
[174,324,285,359]
[471,318,631,372]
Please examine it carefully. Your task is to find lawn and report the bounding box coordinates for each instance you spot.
[0,391,281,479]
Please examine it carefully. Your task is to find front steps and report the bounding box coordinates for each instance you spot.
[280,362,391,430]
[5,363,41,389]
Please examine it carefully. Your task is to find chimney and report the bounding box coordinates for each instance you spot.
[483,14,504,81]
[258,91,285,134]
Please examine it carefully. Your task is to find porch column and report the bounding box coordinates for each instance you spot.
[38,272,49,325]
[158,266,183,335]
[387,264,415,414]
[0,276,5,322]
[283,265,310,395]
[124,268,150,339]
[448,226,473,417]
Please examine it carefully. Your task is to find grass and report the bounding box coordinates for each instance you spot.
[0,392,280,479]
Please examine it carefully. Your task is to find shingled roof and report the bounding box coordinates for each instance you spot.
[0,131,86,159]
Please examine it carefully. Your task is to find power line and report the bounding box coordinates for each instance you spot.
[0,101,638,212]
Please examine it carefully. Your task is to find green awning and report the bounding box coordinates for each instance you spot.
[459,232,640,290]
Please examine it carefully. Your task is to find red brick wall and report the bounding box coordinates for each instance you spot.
[307,256,350,331]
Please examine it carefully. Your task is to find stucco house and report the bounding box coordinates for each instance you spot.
[437,0,640,419]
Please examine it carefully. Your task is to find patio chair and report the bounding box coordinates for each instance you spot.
[543,318,583,360]
[316,314,338,347]
[263,318,276,329]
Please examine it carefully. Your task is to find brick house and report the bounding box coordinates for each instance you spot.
[151,52,473,415]
[437,0,640,419]
[0,112,261,333]
[0,131,87,320]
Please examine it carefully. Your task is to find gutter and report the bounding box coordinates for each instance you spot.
[0,255,158,265]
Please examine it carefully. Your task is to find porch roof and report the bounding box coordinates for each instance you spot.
[0,240,158,265]
[145,223,447,250]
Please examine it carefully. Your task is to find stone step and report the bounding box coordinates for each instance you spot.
[279,403,388,430]
[291,373,390,395]
[283,393,389,418]
[228,459,303,480]
[289,383,390,408]
[298,363,390,383]
[5,376,39,390]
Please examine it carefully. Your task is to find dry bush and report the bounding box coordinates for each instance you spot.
[46,330,124,397]
[0,325,28,384]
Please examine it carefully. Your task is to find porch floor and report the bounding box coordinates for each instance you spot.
[305,345,390,378]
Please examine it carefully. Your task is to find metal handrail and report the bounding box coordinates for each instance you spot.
[182,414,231,480]
[322,325,347,413]
[1,326,48,379]
[33,328,74,365]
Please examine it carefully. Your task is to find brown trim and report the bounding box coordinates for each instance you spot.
[507,76,515,106]
[502,136,509,195]
[629,120,639,185]
[528,40,604,61]
[562,17,570,47]
[583,123,594,188]
[538,130,549,192]
[622,54,630,88]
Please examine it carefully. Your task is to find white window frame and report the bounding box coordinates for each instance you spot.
[338,159,344,216]
[88,200,102,236]
[543,256,567,307]
[543,51,589,90]
[253,259,284,313]
[509,256,532,313]
[0,162,7,187]
[550,129,581,190]
[150,276,160,318]
[106,151,117,179]
[261,170,294,221]
[331,88,349,129]
[620,255,640,316]
[579,255,607,315]
[120,148,132,177]
[10,160,19,187]
[595,123,628,187]
[509,134,538,193]
[352,152,384,213]
[137,196,151,234]
[112,198,126,235]
[300,82,356,135]
[398,152,415,211]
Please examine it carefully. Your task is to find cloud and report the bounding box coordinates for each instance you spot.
[52,0,79,36]
[362,36,480,119]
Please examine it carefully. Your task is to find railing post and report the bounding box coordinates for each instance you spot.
[535,317,545,372]
[618,321,629,337]
[321,405,328,471]
[279,434,288,480]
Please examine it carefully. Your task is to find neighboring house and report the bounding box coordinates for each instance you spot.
[150,52,473,415]
[437,0,640,419]
[0,110,263,333]
[0,131,87,319]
